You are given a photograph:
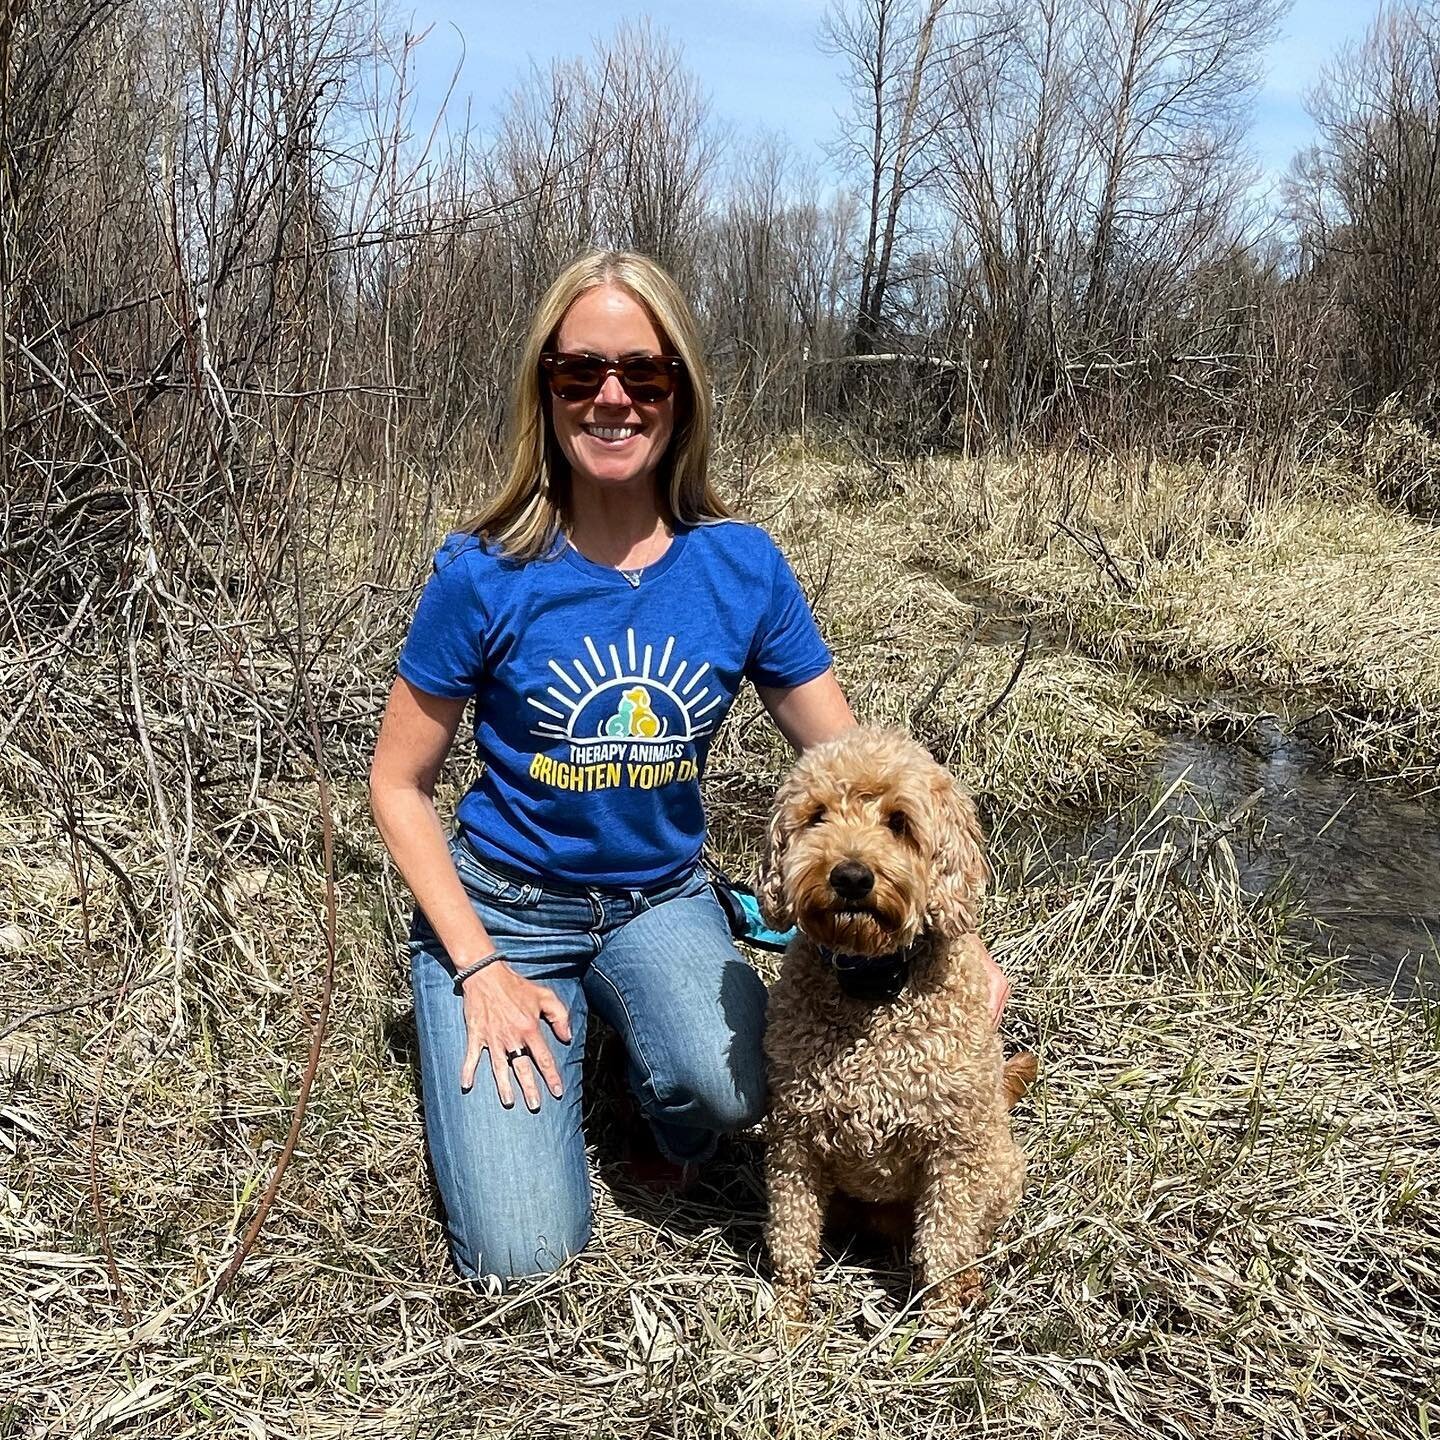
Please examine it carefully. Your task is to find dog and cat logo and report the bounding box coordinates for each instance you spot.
[524,629,722,793]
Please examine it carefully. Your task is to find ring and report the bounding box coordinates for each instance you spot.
[505,1047,526,1060]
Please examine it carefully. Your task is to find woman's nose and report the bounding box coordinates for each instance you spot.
[595,372,630,407]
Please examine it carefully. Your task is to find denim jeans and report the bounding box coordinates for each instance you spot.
[406,827,769,1283]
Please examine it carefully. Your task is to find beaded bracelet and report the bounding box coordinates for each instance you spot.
[452,951,507,995]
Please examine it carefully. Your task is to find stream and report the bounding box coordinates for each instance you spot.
[949,581,1440,1002]
[1077,716,1439,1000]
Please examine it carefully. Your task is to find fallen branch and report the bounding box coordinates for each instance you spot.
[0,969,169,1046]
[910,616,982,729]
[1053,518,1142,596]
[979,621,1033,723]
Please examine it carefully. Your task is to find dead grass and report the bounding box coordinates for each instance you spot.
[1364,396,1440,515]
[5,782,1436,1438]
[787,448,1440,788]
[3,448,1439,1438]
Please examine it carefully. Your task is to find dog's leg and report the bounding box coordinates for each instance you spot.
[912,1150,995,1328]
[977,1131,1026,1245]
[765,1133,828,1320]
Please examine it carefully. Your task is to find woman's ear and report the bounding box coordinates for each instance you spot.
[756,784,796,930]
[925,764,988,939]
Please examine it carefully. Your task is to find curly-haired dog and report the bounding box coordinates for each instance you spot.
[758,727,1035,1327]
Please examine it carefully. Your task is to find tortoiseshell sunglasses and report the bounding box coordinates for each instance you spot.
[538,351,686,403]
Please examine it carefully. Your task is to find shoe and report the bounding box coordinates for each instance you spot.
[610,1085,703,1195]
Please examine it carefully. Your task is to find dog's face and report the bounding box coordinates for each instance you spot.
[758,728,987,956]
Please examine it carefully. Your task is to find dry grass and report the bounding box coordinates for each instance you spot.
[6,787,1436,1438]
[4,449,1439,1438]
[801,448,1440,788]
[1364,397,1440,515]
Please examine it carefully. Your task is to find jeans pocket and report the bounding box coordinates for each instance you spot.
[450,835,538,908]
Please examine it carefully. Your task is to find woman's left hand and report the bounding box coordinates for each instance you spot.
[976,936,1010,1026]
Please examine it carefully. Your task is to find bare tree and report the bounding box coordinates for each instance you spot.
[696,135,858,439]
[821,0,958,354]
[482,20,721,305]
[1290,2,1440,416]
[926,0,1089,440]
[1077,0,1286,328]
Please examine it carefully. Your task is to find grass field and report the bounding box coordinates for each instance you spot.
[4,448,1438,1438]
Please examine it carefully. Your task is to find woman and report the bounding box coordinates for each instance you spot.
[368,249,1008,1285]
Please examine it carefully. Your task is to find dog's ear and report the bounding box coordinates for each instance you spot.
[926,764,988,938]
[757,779,796,930]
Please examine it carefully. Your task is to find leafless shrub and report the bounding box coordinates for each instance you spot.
[1363,394,1440,513]
[1290,2,1440,419]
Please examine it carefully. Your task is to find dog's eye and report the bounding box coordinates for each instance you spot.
[886,810,911,838]
[803,806,826,828]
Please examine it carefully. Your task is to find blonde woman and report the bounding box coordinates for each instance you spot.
[369,250,1005,1285]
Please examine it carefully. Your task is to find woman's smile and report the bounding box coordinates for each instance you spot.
[582,422,643,446]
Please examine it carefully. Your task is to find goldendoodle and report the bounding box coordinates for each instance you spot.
[758,726,1035,1327]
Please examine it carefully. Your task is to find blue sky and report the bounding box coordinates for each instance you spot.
[399,1,1381,189]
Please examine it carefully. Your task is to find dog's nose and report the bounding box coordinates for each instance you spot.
[829,859,875,901]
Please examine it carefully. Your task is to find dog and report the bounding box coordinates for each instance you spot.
[757,726,1035,1328]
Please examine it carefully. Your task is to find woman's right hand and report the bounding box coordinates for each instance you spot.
[459,962,572,1111]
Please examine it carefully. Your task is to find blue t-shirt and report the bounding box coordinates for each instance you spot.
[396,519,832,886]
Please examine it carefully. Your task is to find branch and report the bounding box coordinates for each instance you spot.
[979,620,1033,722]
[911,615,981,728]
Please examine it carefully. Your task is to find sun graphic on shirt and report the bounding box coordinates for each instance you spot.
[526,629,723,747]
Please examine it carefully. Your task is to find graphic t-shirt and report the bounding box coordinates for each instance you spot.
[396,519,832,886]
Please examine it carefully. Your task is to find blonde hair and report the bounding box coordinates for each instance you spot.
[461,250,732,559]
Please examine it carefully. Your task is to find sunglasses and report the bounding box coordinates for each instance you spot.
[538,351,685,403]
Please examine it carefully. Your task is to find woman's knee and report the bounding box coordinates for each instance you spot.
[415,1009,594,1285]
[650,1043,768,1133]
[700,1071,768,1132]
[653,960,770,1131]
[450,1202,593,1284]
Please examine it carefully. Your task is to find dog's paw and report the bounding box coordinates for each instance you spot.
[923,1267,985,1331]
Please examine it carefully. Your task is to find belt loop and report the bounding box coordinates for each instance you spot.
[628,888,649,914]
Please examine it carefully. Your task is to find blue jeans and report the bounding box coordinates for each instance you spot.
[406,828,769,1283]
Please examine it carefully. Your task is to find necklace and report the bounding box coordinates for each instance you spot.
[567,522,672,582]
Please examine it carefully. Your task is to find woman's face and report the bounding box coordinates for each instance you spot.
[548,284,678,499]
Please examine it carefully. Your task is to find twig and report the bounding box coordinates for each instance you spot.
[910,616,982,728]
[0,969,168,1045]
[87,973,135,1329]
[1053,517,1141,595]
[979,621,1033,722]
[202,521,339,1309]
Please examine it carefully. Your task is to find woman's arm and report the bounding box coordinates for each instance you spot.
[755,669,1010,1026]
[369,676,570,1108]
[369,677,495,972]
[754,668,856,752]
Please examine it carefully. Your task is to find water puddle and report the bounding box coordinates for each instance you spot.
[934,572,1440,1001]
[1079,719,1440,999]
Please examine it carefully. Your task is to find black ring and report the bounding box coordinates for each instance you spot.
[505,1047,526,1060]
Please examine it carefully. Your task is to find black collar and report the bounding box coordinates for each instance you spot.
[816,940,923,1003]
